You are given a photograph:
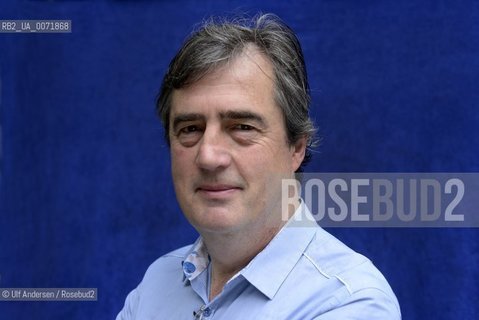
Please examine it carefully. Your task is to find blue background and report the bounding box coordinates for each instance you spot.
[1,0,478,319]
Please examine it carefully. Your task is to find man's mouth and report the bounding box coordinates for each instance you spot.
[196,184,242,199]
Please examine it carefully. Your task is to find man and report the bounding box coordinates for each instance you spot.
[117,14,401,319]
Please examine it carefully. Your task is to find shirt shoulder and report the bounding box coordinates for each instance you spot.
[302,228,401,318]
[142,244,192,278]
[163,244,193,257]
[116,244,195,320]
[304,228,384,287]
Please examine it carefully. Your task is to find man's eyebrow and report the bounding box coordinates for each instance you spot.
[220,111,266,126]
[172,113,205,130]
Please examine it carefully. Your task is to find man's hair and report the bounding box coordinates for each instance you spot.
[156,13,317,171]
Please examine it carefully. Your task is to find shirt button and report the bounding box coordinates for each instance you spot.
[203,307,212,317]
[183,261,196,274]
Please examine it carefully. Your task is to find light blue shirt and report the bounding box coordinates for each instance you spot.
[117,203,401,319]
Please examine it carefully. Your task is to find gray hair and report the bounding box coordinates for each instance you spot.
[156,13,318,171]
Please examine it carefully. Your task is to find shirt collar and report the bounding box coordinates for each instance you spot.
[181,201,319,298]
[182,237,209,283]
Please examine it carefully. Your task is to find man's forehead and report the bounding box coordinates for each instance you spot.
[183,45,274,91]
[228,45,274,81]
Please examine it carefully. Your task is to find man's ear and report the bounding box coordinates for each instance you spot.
[291,136,307,172]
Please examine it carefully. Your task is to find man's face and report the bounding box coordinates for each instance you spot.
[169,47,305,236]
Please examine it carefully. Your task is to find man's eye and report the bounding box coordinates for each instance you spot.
[179,125,200,134]
[233,124,254,131]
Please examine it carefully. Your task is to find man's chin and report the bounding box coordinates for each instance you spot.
[183,202,251,234]
[189,213,244,235]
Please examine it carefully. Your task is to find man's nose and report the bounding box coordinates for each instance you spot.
[195,126,232,172]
